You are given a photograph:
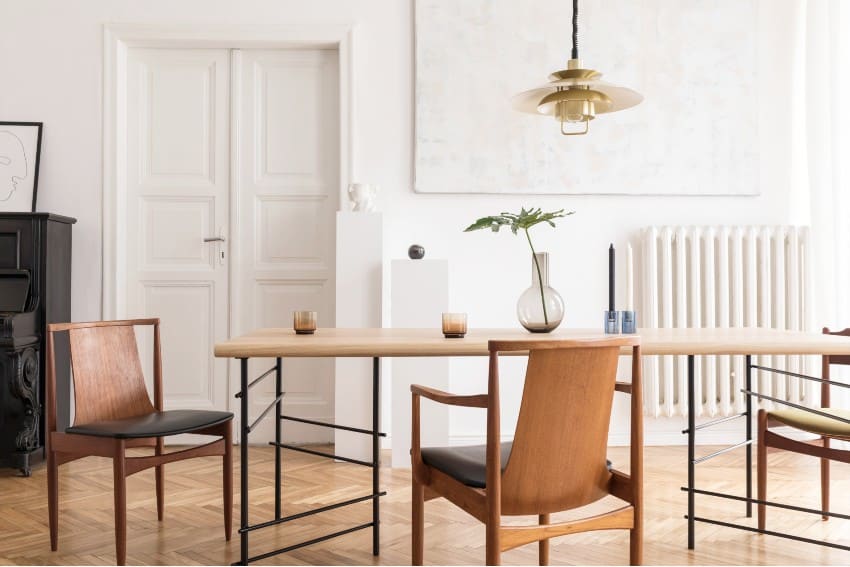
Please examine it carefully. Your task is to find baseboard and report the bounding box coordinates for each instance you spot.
[383,416,830,450]
[446,421,823,448]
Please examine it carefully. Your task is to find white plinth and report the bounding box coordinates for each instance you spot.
[390,258,449,468]
[334,212,382,462]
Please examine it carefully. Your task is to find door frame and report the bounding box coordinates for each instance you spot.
[102,22,356,322]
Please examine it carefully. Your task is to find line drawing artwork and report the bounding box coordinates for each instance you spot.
[0,130,29,203]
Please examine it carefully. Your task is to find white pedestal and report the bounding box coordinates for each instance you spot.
[334,212,382,462]
[390,259,449,468]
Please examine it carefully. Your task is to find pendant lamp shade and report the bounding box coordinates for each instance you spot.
[512,70,643,116]
[513,1,642,135]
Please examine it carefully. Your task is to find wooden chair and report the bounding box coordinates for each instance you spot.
[45,319,233,565]
[758,327,850,529]
[411,337,643,565]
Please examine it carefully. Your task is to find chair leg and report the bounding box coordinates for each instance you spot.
[757,410,767,531]
[155,437,164,521]
[486,510,500,565]
[821,436,830,521]
[538,514,549,566]
[47,448,59,551]
[113,439,127,566]
[412,478,424,566]
[630,505,642,565]
[223,421,233,541]
[486,530,500,566]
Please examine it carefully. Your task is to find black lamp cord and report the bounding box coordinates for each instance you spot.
[571,0,579,60]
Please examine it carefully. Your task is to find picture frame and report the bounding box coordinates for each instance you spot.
[0,122,43,212]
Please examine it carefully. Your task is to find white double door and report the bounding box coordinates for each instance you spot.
[123,47,339,443]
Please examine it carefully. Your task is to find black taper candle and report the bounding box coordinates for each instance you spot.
[608,243,615,312]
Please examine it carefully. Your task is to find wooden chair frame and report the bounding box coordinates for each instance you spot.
[758,327,850,530]
[411,337,643,565]
[45,319,233,565]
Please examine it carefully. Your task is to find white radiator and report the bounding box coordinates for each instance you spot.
[640,226,815,418]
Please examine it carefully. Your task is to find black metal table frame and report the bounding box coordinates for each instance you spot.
[234,356,385,565]
[683,354,850,552]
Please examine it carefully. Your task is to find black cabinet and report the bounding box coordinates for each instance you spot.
[0,213,75,476]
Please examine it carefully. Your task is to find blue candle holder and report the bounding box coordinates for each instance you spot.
[604,310,620,334]
[621,310,636,334]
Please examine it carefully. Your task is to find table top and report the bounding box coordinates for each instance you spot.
[213,327,850,358]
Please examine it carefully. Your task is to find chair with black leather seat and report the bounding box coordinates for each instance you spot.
[758,326,850,530]
[45,319,233,565]
[411,337,643,565]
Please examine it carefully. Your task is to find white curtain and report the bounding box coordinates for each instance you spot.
[804,0,850,405]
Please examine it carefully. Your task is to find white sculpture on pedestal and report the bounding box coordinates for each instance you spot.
[347,183,377,212]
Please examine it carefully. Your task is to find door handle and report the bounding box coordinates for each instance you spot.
[203,236,227,243]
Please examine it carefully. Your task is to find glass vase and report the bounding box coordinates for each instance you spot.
[517,252,564,333]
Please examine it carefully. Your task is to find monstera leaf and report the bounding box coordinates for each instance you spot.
[464,208,572,234]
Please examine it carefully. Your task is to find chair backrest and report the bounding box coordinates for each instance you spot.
[47,319,161,427]
[492,337,638,516]
[824,328,850,366]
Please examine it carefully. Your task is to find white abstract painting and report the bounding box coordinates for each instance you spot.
[414,0,758,195]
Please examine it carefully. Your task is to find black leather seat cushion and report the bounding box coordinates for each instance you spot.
[421,442,513,488]
[66,410,233,439]
[421,442,612,489]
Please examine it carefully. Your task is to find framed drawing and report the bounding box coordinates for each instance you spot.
[414,0,759,195]
[0,122,43,212]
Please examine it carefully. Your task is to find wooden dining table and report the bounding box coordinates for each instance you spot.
[215,326,850,564]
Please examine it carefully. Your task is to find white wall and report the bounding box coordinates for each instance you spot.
[0,0,805,446]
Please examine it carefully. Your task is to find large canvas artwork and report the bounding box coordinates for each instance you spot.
[414,0,759,195]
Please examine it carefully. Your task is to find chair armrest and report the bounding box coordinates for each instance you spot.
[410,384,487,472]
[411,384,488,408]
[615,381,632,394]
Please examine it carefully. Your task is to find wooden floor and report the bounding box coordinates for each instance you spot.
[2,445,850,565]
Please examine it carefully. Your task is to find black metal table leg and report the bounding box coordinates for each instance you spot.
[372,356,380,556]
[745,355,753,518]
[275,357,282,520]
[679,355,847,553]
[240,358,249,566]
[687,354,695,550]
[234,355,385,563]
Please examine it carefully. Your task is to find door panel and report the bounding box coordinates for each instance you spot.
[256,60,328,183]
[234,49,339,444]
[255,195,331,268]
[125,48,230,429]
[143,283,215,403]
[140,196,216,267]
[138,54,220,186]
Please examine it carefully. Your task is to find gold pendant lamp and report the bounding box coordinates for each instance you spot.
[512,0,642,135]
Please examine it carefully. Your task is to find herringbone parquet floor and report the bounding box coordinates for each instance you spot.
[1,445,849,565]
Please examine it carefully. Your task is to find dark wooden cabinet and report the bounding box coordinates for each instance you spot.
[0,213,75,476]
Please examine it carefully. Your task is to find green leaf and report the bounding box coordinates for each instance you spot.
[463,216,510,232]
[463,207,574,236]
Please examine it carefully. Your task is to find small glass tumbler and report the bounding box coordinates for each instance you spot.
[293,310,317,334]
[442,313,467,338]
